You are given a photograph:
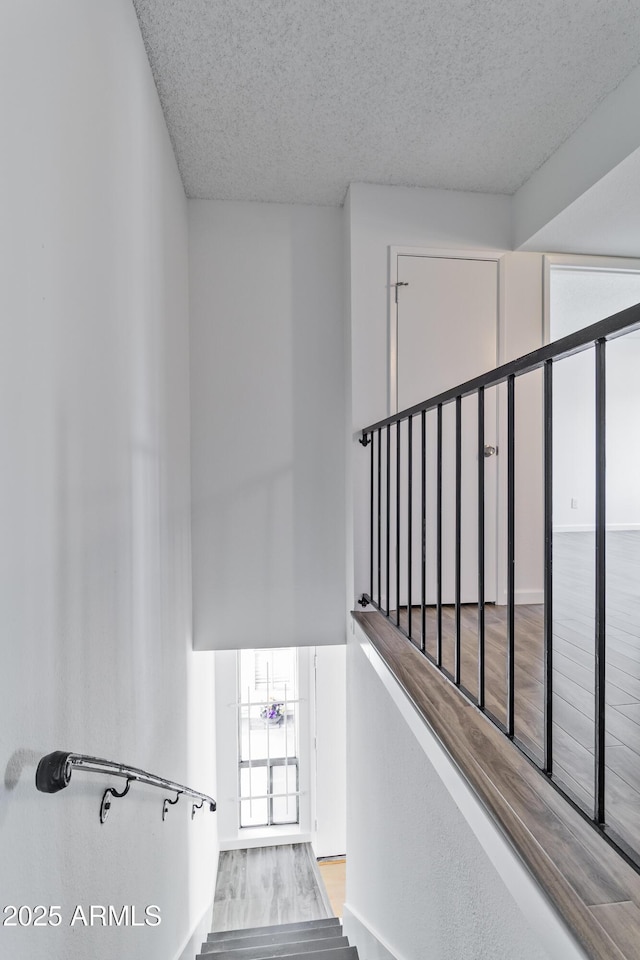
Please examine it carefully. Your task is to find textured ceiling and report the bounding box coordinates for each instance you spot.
[132,0,640,205]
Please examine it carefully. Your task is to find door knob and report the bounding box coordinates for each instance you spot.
[483,444,497,458]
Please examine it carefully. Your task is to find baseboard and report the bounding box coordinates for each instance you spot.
[495,589,544,606]
[553,523,640,532]
[342,903,400,960]
[175,899,215,960]
[306,845,334,918]
[515,589,544,604]
[219,830,312,850]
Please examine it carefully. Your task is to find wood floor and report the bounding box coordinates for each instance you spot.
[212,844,334,933]
[396,530,640,857]
[317,859,346,919]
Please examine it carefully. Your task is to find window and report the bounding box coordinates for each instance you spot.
[237,648,300,828]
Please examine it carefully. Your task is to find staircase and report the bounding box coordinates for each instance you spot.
[197,918,359,960]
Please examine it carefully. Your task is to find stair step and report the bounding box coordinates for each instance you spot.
[237,949,357,960]
[196,936,349,960]
[207,919,341,943]
[201,926,343,954]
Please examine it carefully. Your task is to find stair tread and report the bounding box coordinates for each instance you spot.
[201,926,342,953]
[198,948,357,960]
[197,935,349,960]
[271,951,357,960]
[207,918,340,943]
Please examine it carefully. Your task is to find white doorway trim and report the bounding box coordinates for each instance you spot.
[388,246,507,416]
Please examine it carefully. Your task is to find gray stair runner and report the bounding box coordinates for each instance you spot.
[199,919,358,960]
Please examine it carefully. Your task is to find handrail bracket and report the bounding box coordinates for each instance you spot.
[100,777,133,824]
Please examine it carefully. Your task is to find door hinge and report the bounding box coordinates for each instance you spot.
[394,281,409,303]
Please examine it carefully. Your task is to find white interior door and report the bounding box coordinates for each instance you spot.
[396,254,499,604]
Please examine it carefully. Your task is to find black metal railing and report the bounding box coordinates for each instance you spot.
[358,300,640,869]
[36,751,217,824]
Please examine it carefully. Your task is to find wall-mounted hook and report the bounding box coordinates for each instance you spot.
[100,778,133,824]
[191,799,204,820]
[162,790,182,821]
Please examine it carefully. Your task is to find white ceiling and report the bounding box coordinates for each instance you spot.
[132,0,640,206]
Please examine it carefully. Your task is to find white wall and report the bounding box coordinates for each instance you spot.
[499,253,545,603]
[189,201,346,651]
[312,644,347,858]
[344,191,356,623]
[0,3,217,959]
[213,651,242,845]
[344,624,588,960]
[512,67,640,256]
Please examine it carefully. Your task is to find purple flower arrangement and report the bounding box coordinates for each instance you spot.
[260,702,284,723]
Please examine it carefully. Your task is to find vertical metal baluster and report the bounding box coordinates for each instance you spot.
[455,396,462,685]
[595,339,606,824]
[507,375,516,738]
[377,428,382,608]
[369,432,374,604]
[478,387,485,711]
[386,425,391,617]
[436,403,443,667]
[421,410,426,654]
[407,415,413,640]
[544,360,553,775]
[396,420,401,629]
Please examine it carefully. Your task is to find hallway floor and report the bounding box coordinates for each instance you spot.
[317,858,346,919]
[211,844,334,933]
